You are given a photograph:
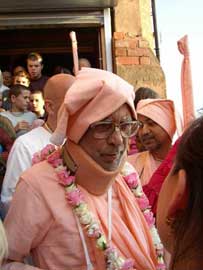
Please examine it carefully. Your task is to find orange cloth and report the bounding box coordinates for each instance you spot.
[51,68,136,145]
[4,157,157,270]
[128,151,162,186]
[136,98,182,140]
[177,35,195,128]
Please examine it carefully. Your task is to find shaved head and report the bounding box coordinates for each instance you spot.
[44,74,75,103]
[43,74,75,131]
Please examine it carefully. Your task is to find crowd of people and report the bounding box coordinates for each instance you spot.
[0,53,202,270]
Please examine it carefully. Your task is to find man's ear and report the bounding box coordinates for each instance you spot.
[10,94,16,103]
[167,169,188,217]
[44,99,54,115]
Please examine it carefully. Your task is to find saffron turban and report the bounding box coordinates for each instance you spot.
[51,68,136,145]
[136,98,183,139]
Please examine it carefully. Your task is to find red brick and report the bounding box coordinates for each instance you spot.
[128,40,138,49]
[115,47,127,56]
[140,56,150,65]
[113,32,125,40]
[114,40,129,48]
[116,56,139,65]
[128,48,149,57]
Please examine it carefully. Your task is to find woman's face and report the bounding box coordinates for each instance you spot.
[157,167,179,252]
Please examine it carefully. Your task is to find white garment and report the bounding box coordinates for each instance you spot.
[0,111,37,137]
[1,126,51,204]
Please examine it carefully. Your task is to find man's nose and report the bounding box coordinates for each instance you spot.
[107,127,124,146]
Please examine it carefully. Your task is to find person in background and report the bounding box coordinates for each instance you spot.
[128,98,182,186]
[79,58,91,69]
[0,115,16,191]
[2,71,12,88]
[128,87,160,155]
[0,93,5,112]
[29,90,45,119]
[2,68,165,270]
[13,66,26,77]
[1,74,75,215]
[157,116,203,270]
[0,70,9,94]
[0,84,37,137]
[27,52,49,92]
[13,70,30,87]
[53,65,72,75]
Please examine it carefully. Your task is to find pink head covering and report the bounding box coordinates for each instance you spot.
[51,68,136,145]
[136,98,183,139]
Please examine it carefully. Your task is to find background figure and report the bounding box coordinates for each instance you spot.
[157,116,203,270]
[27,52,49,92]
[13,66,26,76]
[29,90,45,119]
[0,70,9,94]
[0,84,37,137]
[128,87,160,155]
[128,98,182,186]
[79,58,91,69]
[13,70,30,87]
[0,93,5,112]
[0,115,16,191]
[2,71,12,88]
[1,74,75,215]
[53,65,72,75]
[73,58,92,75]
[134,87,160,108]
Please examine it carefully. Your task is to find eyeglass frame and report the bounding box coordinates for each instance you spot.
[89,120,142,139]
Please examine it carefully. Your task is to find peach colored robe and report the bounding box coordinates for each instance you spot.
[128,151,162,186]
[3,161,157,270]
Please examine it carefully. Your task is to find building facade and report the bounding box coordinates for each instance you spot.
[0,0,166,96]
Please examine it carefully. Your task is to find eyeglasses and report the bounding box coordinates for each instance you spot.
[90,120,141,139]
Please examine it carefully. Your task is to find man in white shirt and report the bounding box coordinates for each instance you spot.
[1,74,75,213]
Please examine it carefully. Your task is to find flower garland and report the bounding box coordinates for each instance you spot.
[32,145,165,270]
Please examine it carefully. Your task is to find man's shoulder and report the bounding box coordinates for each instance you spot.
[21,160,58,192]
[14,127,50,146]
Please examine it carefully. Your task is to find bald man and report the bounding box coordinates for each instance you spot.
[1,74,75,213]
[128,98,182,186]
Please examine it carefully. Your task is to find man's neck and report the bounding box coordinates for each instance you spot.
[43,119,55,134]
[151,143,172,161]
[10,107,24,113]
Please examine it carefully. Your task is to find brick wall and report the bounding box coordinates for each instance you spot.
[113,32,166,97]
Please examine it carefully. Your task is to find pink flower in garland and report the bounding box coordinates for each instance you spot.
[65,189,84,206]
[40,144,55,160]
[47,151,61,164]
[121,258,134,270]
[157,263,167,270]
[136,195,149,210]
[143,210,155,228]
[51,158,63,168]
[32,152,42,165]
[123,173,138,189]
[57,170,75,186]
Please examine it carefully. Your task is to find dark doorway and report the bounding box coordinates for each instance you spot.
[0,27,101,75]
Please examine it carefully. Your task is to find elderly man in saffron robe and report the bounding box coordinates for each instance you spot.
[128,98,182,187]
[3,68,165,270]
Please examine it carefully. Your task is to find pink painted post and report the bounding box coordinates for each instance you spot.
[70,31,79,75]
[177,35,195,128]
